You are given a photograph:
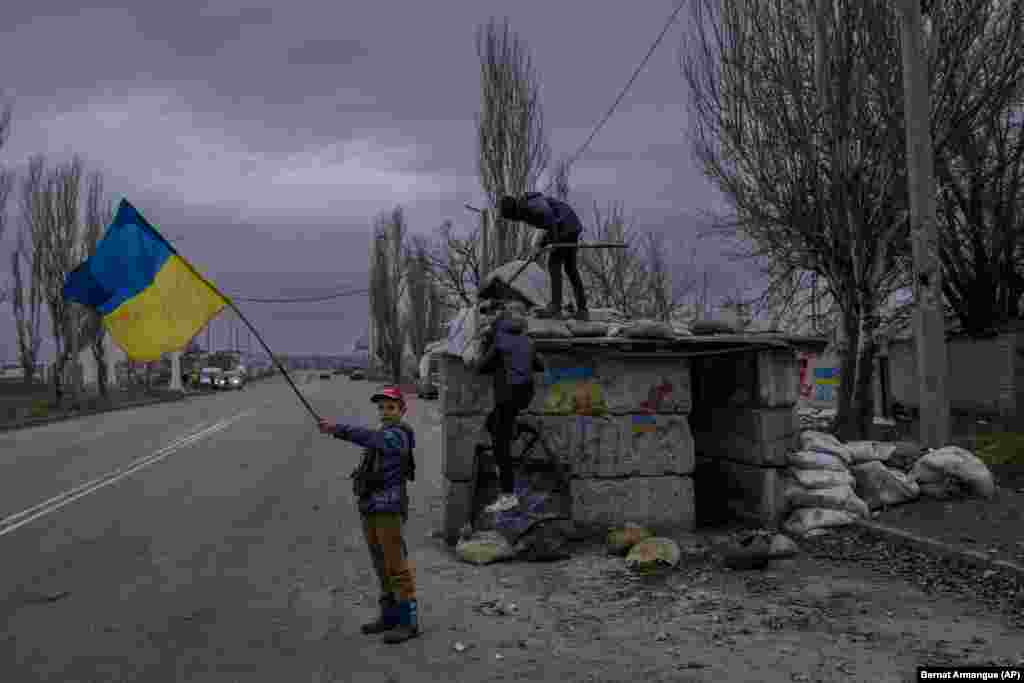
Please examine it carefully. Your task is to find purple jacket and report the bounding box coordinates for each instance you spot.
[331,421,415,516]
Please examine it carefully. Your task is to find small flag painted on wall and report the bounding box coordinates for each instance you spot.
[632,414,657,434]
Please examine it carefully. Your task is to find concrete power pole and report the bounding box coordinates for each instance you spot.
[896,0,950,447]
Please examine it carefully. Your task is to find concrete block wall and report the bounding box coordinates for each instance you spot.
[691,347,801,527]
[440,351,696,543]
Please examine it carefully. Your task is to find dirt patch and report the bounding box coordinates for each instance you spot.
[873,485,1024,567]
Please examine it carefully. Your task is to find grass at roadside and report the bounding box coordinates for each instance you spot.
[974,432,1024,466]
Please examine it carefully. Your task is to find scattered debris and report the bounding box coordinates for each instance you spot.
[606,523,653,557]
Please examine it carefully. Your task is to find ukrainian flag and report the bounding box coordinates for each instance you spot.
[63,199,228,361]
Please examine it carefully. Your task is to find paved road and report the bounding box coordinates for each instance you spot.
[0,374,451,682]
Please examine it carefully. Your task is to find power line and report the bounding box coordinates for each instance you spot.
[228,286,370,304]
[543,0,687,193]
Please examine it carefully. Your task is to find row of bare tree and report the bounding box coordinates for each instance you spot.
[366,19,709,383]
[681,0,1024,439]
[0,97,116,405]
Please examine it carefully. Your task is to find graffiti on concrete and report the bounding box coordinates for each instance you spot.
[544,366,608,416]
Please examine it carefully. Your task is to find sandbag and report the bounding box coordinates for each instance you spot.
[787,450,850,472]
[910,446,995,500]
[784,483,870,518]
[526,317,572,339]
[846,441,897,465]
[606,523,653,556]
[586,308,627,323]
[622,319,676,340]
[625,537,681,573]
[455,530,516,565]
[690,319,738,335]
[783,507,860,537]
[852,460,920,509]
[800,431,853,464]
[513,518,574,562]
[790,468,855,489]
[886,442,926,472]
[566,320,611,338]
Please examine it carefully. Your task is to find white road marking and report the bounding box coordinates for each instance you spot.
[0,411,250,538]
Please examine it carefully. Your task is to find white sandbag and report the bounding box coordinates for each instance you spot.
[787,450,850,472]
[622,319,676,340]
[846,441,897,465]
[910,446,996,500]
[783,507,860,537]
[445,306,474,358]
[567,320,611,338]
[784,483,870,518]
[790,468,856,489]
[526,317,572,339]
[852,461,920,509]
[799,431,853,464]
[455,530,516,565]
[587,308,627,324]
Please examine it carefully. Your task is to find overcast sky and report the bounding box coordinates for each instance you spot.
[0,0,753,360]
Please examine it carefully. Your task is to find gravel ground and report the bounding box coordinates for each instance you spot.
[801,525,1024,629]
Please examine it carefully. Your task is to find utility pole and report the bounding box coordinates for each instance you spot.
[896,0,949,447]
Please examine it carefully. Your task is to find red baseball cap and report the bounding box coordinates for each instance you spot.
[371,386,405,404]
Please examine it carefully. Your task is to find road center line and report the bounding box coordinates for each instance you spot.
[0,411,249,538]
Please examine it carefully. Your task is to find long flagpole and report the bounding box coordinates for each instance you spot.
[113,200,322,423]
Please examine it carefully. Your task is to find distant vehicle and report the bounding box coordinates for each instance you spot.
[320,373,331,380]
[199,367,222,388]
[333,369,345,376]
[350,369,365,380]
[214,371,245,390]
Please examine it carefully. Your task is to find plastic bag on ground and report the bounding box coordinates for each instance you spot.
[456,530,516,565]
[790,468,856,489]
[625,537,681,573]
[800,431,853,464]
[910,446,996,500]
[846,441,897,465]
[783,507,860,537]
[787,450,850,472]
[783,483,870,518]
[852,460,920,509]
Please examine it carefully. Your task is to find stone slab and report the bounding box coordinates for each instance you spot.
[442,415,488,482]
[570,476,695,532]
[698,431,797,467]
[441,355,495,415]
[697,456,787,526]
[442,478,475,546]
[756,348,799,408]
[527,355,691,416]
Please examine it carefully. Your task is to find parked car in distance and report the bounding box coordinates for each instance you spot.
[215,371,246,390]
[349,369,365,380]
[333,369,345,376]
[319,373,331,380]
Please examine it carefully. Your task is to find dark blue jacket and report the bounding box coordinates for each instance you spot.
[514,193,583,244]
[330,421,415,516]
[478,315,545,396]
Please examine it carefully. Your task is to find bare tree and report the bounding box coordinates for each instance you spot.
[427,220,486,310]
[22,154,92,406]
[551,156,572,202]
[369,207,407,383]
[476,18,551,271]
[0,98,13,305]
[403,234,443,370]
[637,230,697,322]
[10,231,44,385]
[578,201,649,317]
[82,170,113,397]
[682,0,922,439]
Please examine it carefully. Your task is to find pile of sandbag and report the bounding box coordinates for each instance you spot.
[910,445,996,500]
[782,431,870,537]
[845,440,921,509]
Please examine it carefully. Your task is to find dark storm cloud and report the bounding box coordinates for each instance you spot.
[131,6,276,58]
[286,39,370,67]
